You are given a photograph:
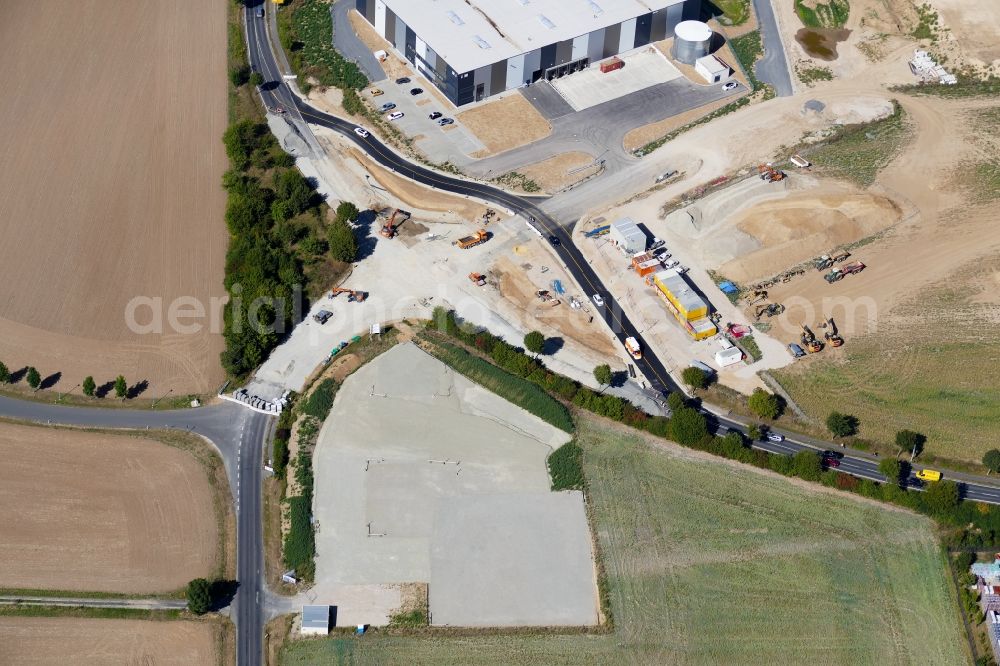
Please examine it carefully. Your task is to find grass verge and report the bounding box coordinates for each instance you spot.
[0,605,184,621]
[279,413,967,664]
[713,0,751,26]
[794,0,850,28]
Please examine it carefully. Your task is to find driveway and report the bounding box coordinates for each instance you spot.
[752,0,794,96]
[331,0,386,83]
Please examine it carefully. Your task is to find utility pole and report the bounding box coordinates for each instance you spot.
[55,383,80,403]
[151,388,173,409]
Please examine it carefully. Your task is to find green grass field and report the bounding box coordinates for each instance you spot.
[795,0,850,28]
[713,0,751,26]
[281,416,966,665]
[774,257,1000,464]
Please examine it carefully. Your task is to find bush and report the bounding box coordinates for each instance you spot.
[289,0,368,90]
[666,391,686,412]
[879,458,903,486]
[283,495,315,578]
[681,366,709,390]
[924,480,960,515]
[548,442,584,491]
[0,361,8,383]
[229,65,250,87]
[248,71,264,87]
[669,407,708,447]
[327,219,358,262]
[593,364,612,387]
[273,437,290,478]
[792,450,822,481]
[826,411,859,437]
[524,331,545,355]
[302,378,337,420]
[984,449,1000,474]
[186,578,212,615]
[748,388,782,419]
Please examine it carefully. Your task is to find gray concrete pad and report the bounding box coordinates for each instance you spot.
[519,81,575,120]
[430,492,598,627]
[310,343,597,626]
[552,47,681,111]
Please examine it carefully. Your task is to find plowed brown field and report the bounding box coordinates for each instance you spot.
[0,1,228,394]
[0,423,222,594]
[0,617,217,666]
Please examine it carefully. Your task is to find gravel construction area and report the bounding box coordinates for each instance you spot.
[0,1,228,395]
[0,617,218,666]
[457,93,552,157]
[0,423,222,594]
[310,343,597,627]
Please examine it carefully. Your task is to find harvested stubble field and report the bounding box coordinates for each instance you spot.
[281,415,965,664]
[0,1,228,395]
[0,422,228,594]
[0,616,218,666]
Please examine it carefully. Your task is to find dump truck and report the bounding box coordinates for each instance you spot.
[825,260,866,283]
[454,229,489,249]
[624,336,642,360]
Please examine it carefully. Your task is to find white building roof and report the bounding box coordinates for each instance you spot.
[695,54,729,75]
[383,0,684,72]
[302,605,330,630]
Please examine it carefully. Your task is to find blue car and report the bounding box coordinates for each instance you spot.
[788,343,806,358]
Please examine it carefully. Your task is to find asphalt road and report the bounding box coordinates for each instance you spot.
[752,0,794,96]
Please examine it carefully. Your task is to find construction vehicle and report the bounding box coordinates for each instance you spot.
[624,336,642,360]
[758,163,786,183]
[800,325,823,353]
[379,209,410,239]
[330,287,367,303]
[754,303,784,319]
[453,229,489,249]
[815,251,851,271]
[468,272,486,286]
[746,289,768,305]
[824,318,844,347]
[825,260,866,283]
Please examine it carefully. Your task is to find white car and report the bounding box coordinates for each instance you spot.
[766,433,785,442]
[664,259,680,269]
[353,127,369,138]
[386,111,404,121]
[592,294,605,307]
[723,81,738,91]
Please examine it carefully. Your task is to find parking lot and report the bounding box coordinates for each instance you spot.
[309,343,599,627]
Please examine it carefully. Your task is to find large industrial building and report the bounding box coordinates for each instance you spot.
[354,0,700,106]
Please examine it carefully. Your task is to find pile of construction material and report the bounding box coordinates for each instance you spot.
[908,50,957,85]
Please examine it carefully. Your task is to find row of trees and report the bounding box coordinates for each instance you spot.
[0,361,130,400]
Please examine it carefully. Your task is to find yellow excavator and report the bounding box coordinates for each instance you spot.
[800,324,823,353]
[824,318,844,347]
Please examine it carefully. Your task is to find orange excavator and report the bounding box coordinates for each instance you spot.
[379,208,410,239]
[330,287,367,303]
[800,324,823,353]
[758,163,786,183]
[824,318,844,347]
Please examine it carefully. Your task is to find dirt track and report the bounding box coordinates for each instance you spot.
[0,617,217,666]
[0,1,228,394]
[0,423,221,594]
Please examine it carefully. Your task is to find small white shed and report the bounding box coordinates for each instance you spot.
[610,217,647,255]
[715,347,744,367]
[301,605,331,636]
[695,55,731,84]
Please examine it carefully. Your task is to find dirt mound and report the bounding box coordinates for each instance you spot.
[719,187,901,282]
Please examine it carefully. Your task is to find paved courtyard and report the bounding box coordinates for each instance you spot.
[310,343,599,627]
[552,46,682,111]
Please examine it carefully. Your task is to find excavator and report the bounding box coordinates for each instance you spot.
[824,318,844,347]
[379,208,410,239]
[754,302,784,320]
[800,324,823,353]
[758,163,786,183]
[746,289,768,305]
[330,287,367,303]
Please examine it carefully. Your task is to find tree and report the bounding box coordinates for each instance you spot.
[26,367,40,391]
[593,364,612,389]
[792,450,822,481]
[669,407,709,447]
[748,388,781,420]
[327,219,357,263]
[924,480,960,515]
[248,71,264,87]
[666,391,686,412]
[896,429,926,458]
[524,331,545,356]
[186,578,212,615]
[0,361,8,384]
[879,457,903,486]
[275,169,313,216]
[334,201,360,224]
[82,376,96,397]
[681,366,708,390]
[747,424,763,441]
[229,65,250,87]
[114,375,128,400]
[826,411,858,438]
[984,450,1000,475]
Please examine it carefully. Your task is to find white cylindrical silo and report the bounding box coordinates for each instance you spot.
[671,20,713,65]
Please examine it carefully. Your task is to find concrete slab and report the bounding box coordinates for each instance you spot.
[309,343,597,626]
[430,492,598,627]
[519,81,575,120]
[552,47,682,112]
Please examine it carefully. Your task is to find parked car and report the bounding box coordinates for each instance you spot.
[312,310,333,325]
[650,237,665,250]
[766,432,784,442]
[410,87,423,96]
[387,111,404,121]
[663,259,679,269]
[428,111,443,120]
[548,235,560,246]
[395,77,411,84]
[369,88,384,97]
[592,294,605,307]
[652,247,669,258]
[788,343,806,358]
[437,117,454,126]
[379,102,396,112]
[722,81,738,91]
[655,171,678,183]
[353,127,369,138]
